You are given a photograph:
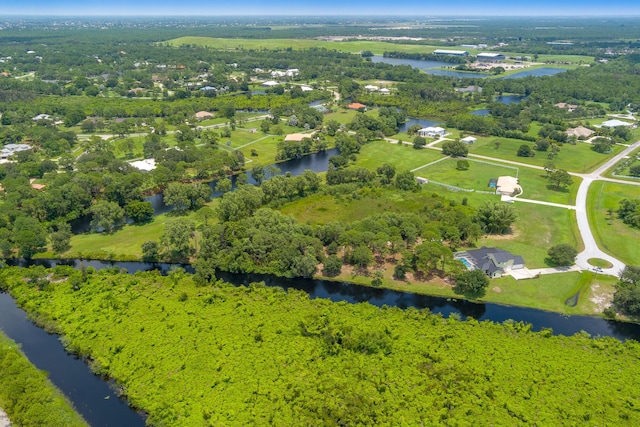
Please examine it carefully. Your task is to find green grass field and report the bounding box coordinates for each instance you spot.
[587,181,640,265]
[165,37,594,65]
[462,136,622,173]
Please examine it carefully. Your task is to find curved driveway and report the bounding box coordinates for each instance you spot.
[573,141,640,276]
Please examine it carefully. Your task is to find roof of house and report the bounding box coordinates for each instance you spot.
[420,126,446,133]
[496,176,520,194]
[261,80,279,87]
[348,102,366,109]
[284,133,314,142]
[566,126,594,138]
[129,159,157,171]
[195,111,214,119]
[461,136,477,142]
[459,246,524,274]
[477,52,504,58]
[602,119,633,128]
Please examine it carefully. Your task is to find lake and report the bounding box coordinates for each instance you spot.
[372,56,568,80]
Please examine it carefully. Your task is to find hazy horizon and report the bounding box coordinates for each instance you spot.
[2,1,640,17]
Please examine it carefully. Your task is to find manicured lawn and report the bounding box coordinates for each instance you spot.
[352,139,442,171]
[322,263,610,316]
[461,136,622,173]
[478,204,581,268]
[587,181,640,265]
[487,272,616,315]
[413,154,580,205]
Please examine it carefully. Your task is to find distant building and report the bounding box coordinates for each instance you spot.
[379,88,391,95]
[555,102,578,112]
[434,49,469,56]
[194,111,214,120]
[284,133,314,142]
[364,84,379,91]
[32,114,52,121]
[461,136,477,144]
[129,159,157,171]
[455,85,483,93]
[261,80,279,87]
[566,126,595,139]
[602,119,633,128]
[348,102,367,111]
[455,247,525,278]
[418,127,446,138]
[300,85,313,92]
[0,144,31,161]
[477,53,505,62]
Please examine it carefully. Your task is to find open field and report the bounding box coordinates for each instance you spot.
[353,139,442,171]
[457,135,623,173]
[587,181,640,266]
[165,37,594,65]
[53,204,218,261]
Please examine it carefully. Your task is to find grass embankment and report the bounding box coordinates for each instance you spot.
[3,266,639,426]
[587,181,640,265]
[0,331,87,427]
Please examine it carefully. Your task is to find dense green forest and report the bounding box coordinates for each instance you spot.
[2,266,640,426]
[0,331,87,426]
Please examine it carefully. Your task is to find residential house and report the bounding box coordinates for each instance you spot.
[495,176,521,196]
[0,144,32,161]
[461,136,477,144]
[195,111,214,120]
[602,119,634,128]
[348,102,367,111]
[418,127,446,138]
[455,246,525,278]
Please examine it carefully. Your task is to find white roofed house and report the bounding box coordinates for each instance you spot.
[418,127,446,138]
[364,84,379,91]
[0,143,32,162]
[461,136,477,144]
[261,80,279,87]
[602,119,634,128]
[379,88,391,95]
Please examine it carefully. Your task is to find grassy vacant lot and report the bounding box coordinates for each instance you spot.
[322,262,608,316]
[587,181,640,265]
[461,136,622,173]
[53,204,218,261]
[166,37,450,55]
[353,140,442,171]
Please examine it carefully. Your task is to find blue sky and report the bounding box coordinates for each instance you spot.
[2,1,640,16]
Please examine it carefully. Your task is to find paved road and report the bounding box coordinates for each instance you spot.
[573,140,640,276]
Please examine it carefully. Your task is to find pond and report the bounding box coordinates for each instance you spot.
[70,147,340,234]
[397,118,442,133]
[371,56,569,80]
[502,68,568,79]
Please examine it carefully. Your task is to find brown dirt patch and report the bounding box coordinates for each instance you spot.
[486,226,520,241]
[492,286,502,293]
[589,283,613,313]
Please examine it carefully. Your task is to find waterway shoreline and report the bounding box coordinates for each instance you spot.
[19,254,623,324]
